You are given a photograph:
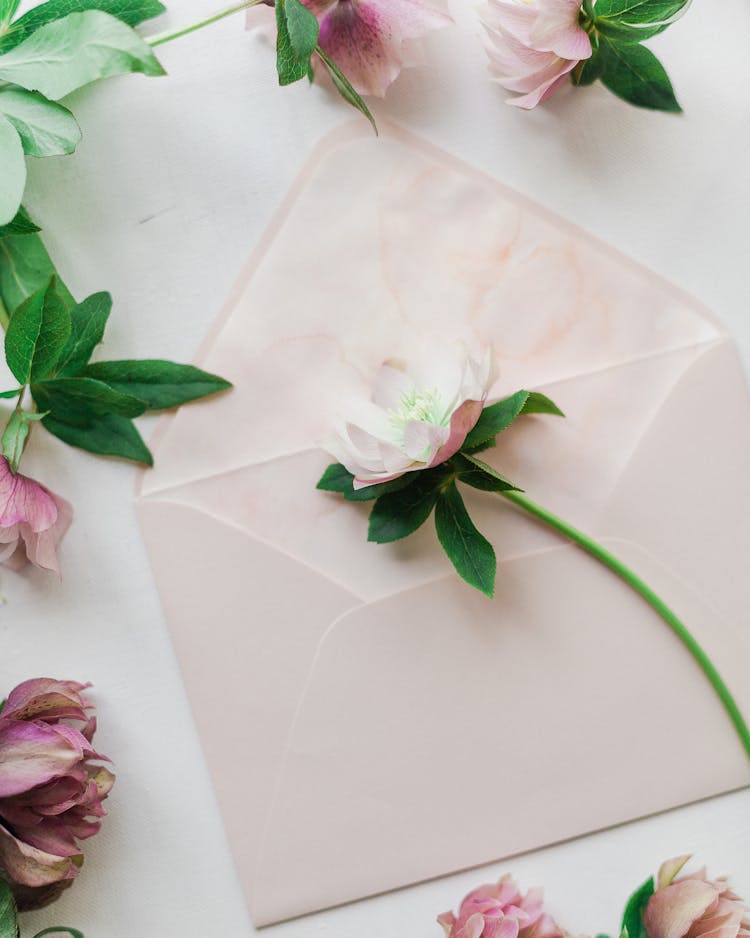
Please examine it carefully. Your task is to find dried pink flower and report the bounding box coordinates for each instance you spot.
[0,679,114,910]
[438,875,565,938]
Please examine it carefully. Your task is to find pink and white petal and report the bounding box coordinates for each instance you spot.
[507,64,575,109]
[402,420,449,461]
[644,881,721,938]
[372,363,414,411]
[0,822,78,887]
[0,722,83,798]
[368,0,453,42]
[658,856,693,891]
[0,461,59,532]
[438,912,457,937]
[2,678,91,724]
[482,0,537,43]
[429,399,484,467]
[18,492,72,575]
[318,2,401,97]
[457,914,490,938]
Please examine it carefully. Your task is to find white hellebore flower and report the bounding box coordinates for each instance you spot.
[327,343,496,489]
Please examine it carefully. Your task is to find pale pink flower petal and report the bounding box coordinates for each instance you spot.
[439,876,565,938]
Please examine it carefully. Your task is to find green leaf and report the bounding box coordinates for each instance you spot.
[1,408,29,472]
[54,291,111,376]
[368,471,443,543]
[0,232,74,313]
[33,927,85,937]
[434,481,496,597]
[620,877,655,938]
[0,205,40,237]
[0,113,25,226]
[42,411,152,464]
[315,45,377,134]
[81,360,232,410]
[0,11,165,101]
[316,462,413,501]
[597,36,681,112]
[0,0,20,32]
[32,376,147,422]
[0,880,18,938]
[0,87,81,156]
[0,0,165,54]
[0,388,21,399]
[462,390,530,453]
[594,0,688,22]
[275,0,318,85]
[5,279,70,383]
[454,453,519,493]
[521,391,564,416]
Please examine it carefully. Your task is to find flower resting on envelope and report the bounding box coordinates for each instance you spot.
[318,345,750,765]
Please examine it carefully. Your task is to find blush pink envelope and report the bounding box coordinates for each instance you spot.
[135,124,750,926]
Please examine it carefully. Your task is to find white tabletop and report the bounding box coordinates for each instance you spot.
[6,0,750,934]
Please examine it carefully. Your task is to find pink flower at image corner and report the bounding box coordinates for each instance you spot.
[0,455,72,576]
[481,0,592,109]
[302,0,453,97]
[644,856,750,938]
[439,875,566,938]
[0,678,114,911]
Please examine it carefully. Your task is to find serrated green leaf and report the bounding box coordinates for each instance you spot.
[54,291,111,376]
[593,17,670,40]
[0,113,25,226]
[33,927,84,937]
[5,279,70,384]
[42,411,152,464]
[0,879,18,938]
[0,87,81,157]
[284,0,318,60]
[368,471,442,543]
[594,0,688,22]
[0,205,40,237]
[32,376,147,423]
[1,407,29,472]
[598,36,681,111]
[275,0,318,85]
[0,11,165,101]
[0,388,21,399]
[316,462,412,501]
[0,232,74,313]
[435,481,496,597]
[462,390,530,453]
[315,45,377,134]
[454,453,519,493]
[81,360,232,410]
[620,877,655,938]
[521,391,564,416]
[0,0,165,54]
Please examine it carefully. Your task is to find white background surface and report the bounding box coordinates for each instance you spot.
[3,0,749,934]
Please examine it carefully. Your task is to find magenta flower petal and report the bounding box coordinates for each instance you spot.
[2,679,92,724]
[0,722,86,798]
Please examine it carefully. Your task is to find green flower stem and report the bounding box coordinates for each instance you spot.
[501,488,750,763]
[147,0,264,48]
[0,295,9,331]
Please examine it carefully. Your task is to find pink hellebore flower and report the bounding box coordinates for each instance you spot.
[482,0,592,109]
[0,456,72,575]
[438,875,566,938]
[0,679,114,910]
[644,857,750,938]
[303,0,453,97]
[325,343,496,489]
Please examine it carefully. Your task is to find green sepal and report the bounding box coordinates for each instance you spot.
[453,452,519,493]
[620,877,655,938]
[434,480,496,597]
[42,411,152,464]
[597,36,681,112]
[315,45,377,134]
[5,277,70,384]
[81,359,232,410]
[368,470,443,543]
[0,879,19,938]
[316,462,413,501]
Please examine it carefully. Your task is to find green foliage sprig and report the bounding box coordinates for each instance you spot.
[0,214,231,470]
[0,879,82,938]
[574,0,692,111]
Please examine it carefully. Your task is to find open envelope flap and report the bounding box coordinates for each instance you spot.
[251,539,750,926]
[138,124,723,503]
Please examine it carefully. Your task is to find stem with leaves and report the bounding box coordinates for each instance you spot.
[147,0,265,48]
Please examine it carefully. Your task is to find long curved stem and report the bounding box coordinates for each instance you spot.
[501,489,750,763]
[147,0,264,48]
